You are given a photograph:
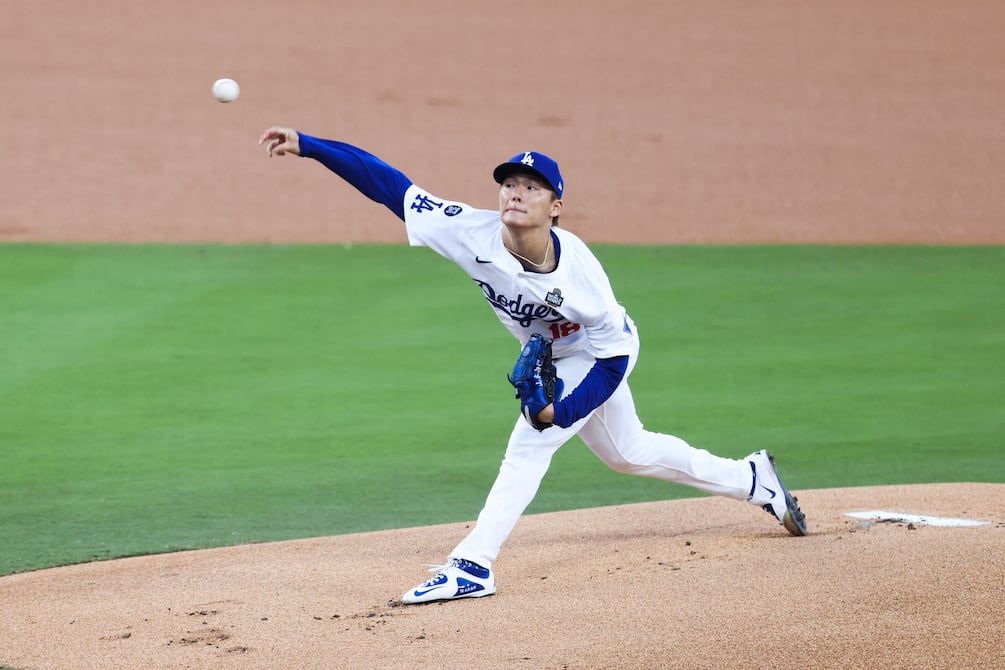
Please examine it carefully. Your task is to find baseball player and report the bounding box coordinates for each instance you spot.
[259,127,808,605]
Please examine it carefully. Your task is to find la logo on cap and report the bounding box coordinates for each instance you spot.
[521,152,535,166]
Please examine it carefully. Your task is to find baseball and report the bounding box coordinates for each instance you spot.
[212,78,240,103]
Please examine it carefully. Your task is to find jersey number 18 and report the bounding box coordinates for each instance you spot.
[549,322,581,340]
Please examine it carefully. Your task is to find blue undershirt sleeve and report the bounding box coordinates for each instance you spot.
[298,133,413,221]
[551,355,629,428]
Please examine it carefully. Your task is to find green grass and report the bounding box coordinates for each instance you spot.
[1,244,1002,575]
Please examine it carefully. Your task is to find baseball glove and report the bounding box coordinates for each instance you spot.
[508,334,564,431]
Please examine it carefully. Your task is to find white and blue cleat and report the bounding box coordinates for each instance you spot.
[748,450,808,536]
[401,558,496,605]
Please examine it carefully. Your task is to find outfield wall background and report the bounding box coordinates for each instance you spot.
[4,0,1004,246]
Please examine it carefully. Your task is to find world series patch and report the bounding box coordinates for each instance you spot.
[545,288,564,308]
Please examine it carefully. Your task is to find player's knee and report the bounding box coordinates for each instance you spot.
[602,449,653,475]
[606,461,634,475]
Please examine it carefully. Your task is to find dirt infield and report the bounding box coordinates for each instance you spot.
[2,1,1003,669]
[3,485,1003,669]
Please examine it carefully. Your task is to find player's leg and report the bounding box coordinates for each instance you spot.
[577,379,807,535]
[402,417,580,604]
[443,348,615,571]
[402,351,596,604]
[577,381,754,499]
[567,330,752,499]
[448,417,578,569]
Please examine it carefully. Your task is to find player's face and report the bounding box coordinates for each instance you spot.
[499,174,562,228]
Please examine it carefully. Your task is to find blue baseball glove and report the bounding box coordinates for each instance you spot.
[508,334,564,431]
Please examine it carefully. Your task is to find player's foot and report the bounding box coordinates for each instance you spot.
[401,558,496,605]
[747,450,808,536]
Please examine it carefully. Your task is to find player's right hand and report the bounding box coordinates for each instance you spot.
[259,127,301,157]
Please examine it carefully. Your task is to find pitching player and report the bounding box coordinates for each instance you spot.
[259,127,808,605]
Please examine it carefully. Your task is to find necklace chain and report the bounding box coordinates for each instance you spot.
[507,236,552,268]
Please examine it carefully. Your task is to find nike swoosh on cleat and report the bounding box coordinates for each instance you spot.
[411,587,442,597]
[475,257,492,263]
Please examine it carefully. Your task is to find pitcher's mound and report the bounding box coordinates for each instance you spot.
[2,483,1002,669]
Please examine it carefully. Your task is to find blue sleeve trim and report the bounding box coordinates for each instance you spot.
[298,134,413,221]
[552,355,629,428]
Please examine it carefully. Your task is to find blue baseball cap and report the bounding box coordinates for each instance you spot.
[493,151,564,198]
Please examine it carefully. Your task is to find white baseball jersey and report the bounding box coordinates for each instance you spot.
[402,184,636,360]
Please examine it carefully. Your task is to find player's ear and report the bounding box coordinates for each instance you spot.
[549,198,564,218]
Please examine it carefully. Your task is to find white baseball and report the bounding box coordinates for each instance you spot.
[212,78,240,103]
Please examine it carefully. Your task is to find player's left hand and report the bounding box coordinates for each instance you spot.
[508,334,564,431]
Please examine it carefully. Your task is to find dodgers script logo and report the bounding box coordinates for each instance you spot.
[475,279,563,327]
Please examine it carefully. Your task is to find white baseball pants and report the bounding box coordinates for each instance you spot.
[450,331,756,569]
